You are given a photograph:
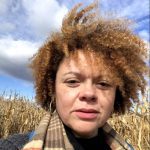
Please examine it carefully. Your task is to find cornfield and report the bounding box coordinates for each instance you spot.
[0,92,149,150]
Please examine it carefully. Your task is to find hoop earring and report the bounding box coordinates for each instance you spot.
[49,95,55,113]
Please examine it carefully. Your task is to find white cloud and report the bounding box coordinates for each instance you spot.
[0,0,22,15]
[0,37,41,81]
[0,37,40,58]
[0,22,16,33]
[0,0,69,82]
[22,0,68,38]
[0,0,10,15]
[0,0,68,40]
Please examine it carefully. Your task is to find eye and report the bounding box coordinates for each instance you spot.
[97,81,112,89]
[65,79,80,87]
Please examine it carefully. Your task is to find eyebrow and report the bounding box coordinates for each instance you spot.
[63,71,80,76]
[63,71,110,80]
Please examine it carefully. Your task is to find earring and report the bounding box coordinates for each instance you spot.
[49,95,55,113]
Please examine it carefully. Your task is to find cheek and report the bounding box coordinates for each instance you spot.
[55,87,75,111]
[55,89,75,124]
[55,93,68,120]
[104,101,114,113]
[56,84,79,102]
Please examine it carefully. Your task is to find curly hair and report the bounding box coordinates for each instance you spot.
[30,2,148,114]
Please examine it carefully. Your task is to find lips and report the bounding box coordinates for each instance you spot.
[74,108,99,120]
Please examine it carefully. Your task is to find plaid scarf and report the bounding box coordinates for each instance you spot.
[22,111,133,150]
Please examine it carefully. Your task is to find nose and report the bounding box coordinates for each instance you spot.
[79,82,97,102]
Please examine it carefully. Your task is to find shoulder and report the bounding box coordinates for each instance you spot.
[102,123,135,150]
[0,131,35,150]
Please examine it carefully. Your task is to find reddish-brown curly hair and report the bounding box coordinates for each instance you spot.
[30,2,148,114]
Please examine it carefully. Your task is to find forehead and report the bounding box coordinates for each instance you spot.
[58,50,115,79]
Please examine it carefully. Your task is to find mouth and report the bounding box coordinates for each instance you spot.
[74,108,99,120]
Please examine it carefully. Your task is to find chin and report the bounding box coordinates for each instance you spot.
[71,123,99,138]
[72,129,98,138]
[65,119,100,138]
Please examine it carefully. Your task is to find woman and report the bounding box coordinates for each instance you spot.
[22,2,148,150]
[0,2,148,150]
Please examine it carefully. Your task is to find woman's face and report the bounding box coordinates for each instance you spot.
[55,51,116,138]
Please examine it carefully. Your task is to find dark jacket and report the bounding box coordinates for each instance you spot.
[0,131,134,150]
[0,132,34,150]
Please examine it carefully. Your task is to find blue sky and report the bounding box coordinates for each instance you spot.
[0,0,149,99]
